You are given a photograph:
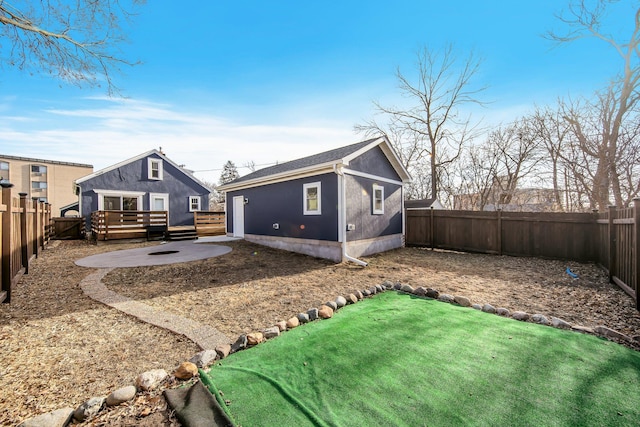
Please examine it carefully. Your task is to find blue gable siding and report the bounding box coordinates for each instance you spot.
[347,146,402,181]
[227,173,339,241]
[80,153,209,227]
[345,174,403,241]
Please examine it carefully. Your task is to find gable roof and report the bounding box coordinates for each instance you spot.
[404,198,443,209]
[219,136,411,192]
[75,149,210,192]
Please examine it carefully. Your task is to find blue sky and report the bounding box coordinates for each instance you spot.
[0,0,633,183]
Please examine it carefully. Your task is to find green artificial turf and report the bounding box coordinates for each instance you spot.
[201,292,640,427]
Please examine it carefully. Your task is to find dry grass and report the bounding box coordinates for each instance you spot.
[1,239,639,425]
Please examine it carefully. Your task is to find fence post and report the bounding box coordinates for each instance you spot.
[1,186,12,303]
[430,207,434,250]
[497,209,503,256]
[19,193,29,274]
[608,205,616,283]
[32,198,39,258]
[633,199,640,310]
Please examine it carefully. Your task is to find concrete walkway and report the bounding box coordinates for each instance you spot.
[76,239,236,349]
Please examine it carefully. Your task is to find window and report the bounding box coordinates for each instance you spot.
[31,181,47,192]
[31,165,47,175]
[189,196,201,212]
[303,182,321,215]
[148,158,163,180]
[372,184,384,214]
[149,193,169,212]
[0,161,8,170]
[95,190,144,211]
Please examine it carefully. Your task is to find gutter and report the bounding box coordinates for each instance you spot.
[334,164,368,267]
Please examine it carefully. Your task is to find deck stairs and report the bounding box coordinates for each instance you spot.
[167,226,198,241]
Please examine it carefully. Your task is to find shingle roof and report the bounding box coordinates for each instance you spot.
[404,198,438,208]
[229,138,379,184]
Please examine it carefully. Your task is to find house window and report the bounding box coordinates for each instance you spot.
[95,190,144,211]
[0,161,8,170]
[149,193,169,212]
[303,182,321,215]
[148,158,163,180]
[372,184,384,215]
[189,196,201,212]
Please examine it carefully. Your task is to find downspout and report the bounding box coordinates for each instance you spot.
[334,164,368,267]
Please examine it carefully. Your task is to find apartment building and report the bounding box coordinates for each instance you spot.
[0,154,93,216]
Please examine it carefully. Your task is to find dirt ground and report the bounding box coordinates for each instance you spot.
[1,239,639,426]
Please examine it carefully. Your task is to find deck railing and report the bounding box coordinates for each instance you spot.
[90,210,168,241]
[194,211,225,236]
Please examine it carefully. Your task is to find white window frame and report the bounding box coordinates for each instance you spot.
[148,157,163,180]
[189,196,201,212]
[372,184,384,215]
[303,182,322,215]
[149,193,169,211]
[95,189,144,211]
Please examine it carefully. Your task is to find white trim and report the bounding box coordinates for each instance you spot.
[94,189,144,211]
[219,165,335,192]
[189,195,201,212]
[148,157,163,180]
[342,168,404,186]
[372,184,384,215]
[232,196,245,237]
[303,181,322,215]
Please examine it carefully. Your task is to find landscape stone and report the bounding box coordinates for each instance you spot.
[106,385,137,406]
[247,332,265,346]
[426,288,439,299]
[174,362,199,380]
[393,282,402,290]
[454,296,471,307]
[318,305,334,319]
[136,369,168,391]
[413,287,427,297]
[382,280,394,289]
[325,300,338,310]
[275,320,287,332]
[335,295,347,308]
[594,325,631,341]
[400,284,415,293]
[286,317,300,329]
[362,289,371,296]
[551,317,572,329]
[482,304,496,314]
[215,344,231,359]
[231,335,248,353]
[375,284,384,293]
[346,294,358,304]
[263,326,280,339]
[369,286,378,295]
[190,350,218,368]
[496,307,510,317]
[571,325,594,334]
[297,312,310,324]
[307,308,318,321]
[437,294,454,303]
[472,303,482,310]
[354,290,364,300]
[73,397,105,422]
[531,314,550,325]
[511,311,530,321]
[18,407,74,427]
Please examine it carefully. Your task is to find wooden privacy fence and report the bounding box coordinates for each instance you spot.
[405,200,639,310]
[1,188,52,303]
[52,217,85,239]
[194,211,225,237]
[90,210,168,241]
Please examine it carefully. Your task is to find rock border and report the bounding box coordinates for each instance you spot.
[18,280,639,426]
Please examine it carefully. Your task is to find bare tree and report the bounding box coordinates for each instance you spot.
[548,0,640,208]
[356,44,487,201]
[0,0,144,93]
